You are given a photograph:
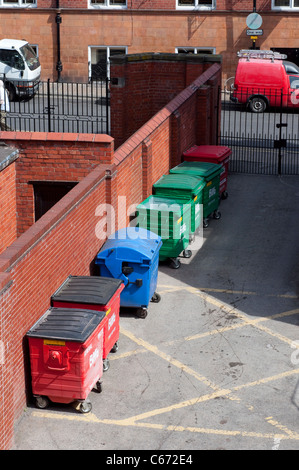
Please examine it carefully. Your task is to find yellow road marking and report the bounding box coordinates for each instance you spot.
[158,284,298,299]
[29,287,299,444]
[32,410,299,442]
[120,327,220,391]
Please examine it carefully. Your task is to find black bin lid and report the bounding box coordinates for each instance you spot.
[27,307,106,343]
[51,276,123,306]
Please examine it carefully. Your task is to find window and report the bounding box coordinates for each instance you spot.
[272,0,299,9]
[177,0,214,9]
[0,0,36,6]
[0,49,25,70]
[89,0,126,7]
[88,46,127,80]
[176,47,216,54]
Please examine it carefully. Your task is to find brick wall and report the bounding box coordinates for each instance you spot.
[0,2,294,83]
[0,161,18,255]
[110,53,222,148]
[37,0,272,10]
[0,133,114,236]
[0,55,221,450]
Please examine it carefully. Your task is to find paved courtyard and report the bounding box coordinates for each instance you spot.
[12,174,299,451]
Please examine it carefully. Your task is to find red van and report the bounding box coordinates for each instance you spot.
[231,50,299,113]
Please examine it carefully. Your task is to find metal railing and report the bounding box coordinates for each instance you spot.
[2,78,110,135]
[220,87,299,175]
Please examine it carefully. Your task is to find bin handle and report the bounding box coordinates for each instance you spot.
[46,365,68,371]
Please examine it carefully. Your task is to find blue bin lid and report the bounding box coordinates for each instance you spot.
[95,227,162,265]
[27,308,106,343]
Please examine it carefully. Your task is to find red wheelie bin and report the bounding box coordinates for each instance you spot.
[183,145,231,200]
[27,307,106,413]
[51,276,124,372]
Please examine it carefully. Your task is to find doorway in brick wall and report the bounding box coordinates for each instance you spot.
[32,181,78,221]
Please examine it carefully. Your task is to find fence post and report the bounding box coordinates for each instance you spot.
[106,77,109,135]
[278,89,283,176]
[47,78,51,133]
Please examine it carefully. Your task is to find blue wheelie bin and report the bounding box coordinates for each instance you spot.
[95,227,162,318]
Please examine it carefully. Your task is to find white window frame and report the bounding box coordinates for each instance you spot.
[0,0,36,6]
[89,0,127,9]
[88,45,128,80]
[176,47,216,54]
[272,0,299,9]
[176,0,215,10]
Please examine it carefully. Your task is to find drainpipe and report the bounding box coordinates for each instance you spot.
[56,0,63,81]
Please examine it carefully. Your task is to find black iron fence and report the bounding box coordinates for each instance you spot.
[219,88,299,175]
[2,79,110,135]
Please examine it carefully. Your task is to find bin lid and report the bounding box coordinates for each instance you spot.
[51,276,123,306]
[95,227,162,264]
[183,145,231,161]
[137,195,187,213]
[153,174,206,197]
[170,161,222,179]
[27,308,106,343]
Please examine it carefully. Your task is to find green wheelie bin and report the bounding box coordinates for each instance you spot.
[153,173,206,238]
[170,161,222,228]
[136,195,191,269]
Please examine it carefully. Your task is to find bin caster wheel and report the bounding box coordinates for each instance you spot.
[221,191,228,200]
[79,400,92,414]
[111,341,119,353]
[203,219,209,228]
[137,308,148,319]
[35,396,49,409]
[103,357,110,372]
[151,292,161,303]
[213,210,221,220]
[96,380,103,393]
[183,249,192,259]
[170,258,181,269]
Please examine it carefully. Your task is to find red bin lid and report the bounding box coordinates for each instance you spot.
[183,145,231,160]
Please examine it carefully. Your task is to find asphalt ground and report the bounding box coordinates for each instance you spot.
[11,173,299,453]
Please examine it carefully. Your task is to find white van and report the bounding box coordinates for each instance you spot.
[0,38,41,100]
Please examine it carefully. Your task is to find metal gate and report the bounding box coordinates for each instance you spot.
[219,89,299,175]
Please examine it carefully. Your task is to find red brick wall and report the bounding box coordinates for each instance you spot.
[39,0,272,10]
[0,56,221,450]
[4,133,113,235]
[110,53,221,148]
[0,162,17,255]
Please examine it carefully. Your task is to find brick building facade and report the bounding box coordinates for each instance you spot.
[0,1,298,83]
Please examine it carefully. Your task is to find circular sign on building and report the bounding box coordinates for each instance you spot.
[246,13,263,30]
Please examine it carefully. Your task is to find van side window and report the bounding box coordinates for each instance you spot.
[0,49,25,70]
[289,76,299,89]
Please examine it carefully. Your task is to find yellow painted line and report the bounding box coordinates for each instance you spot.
[109,348,147,361]
[185,288,299,347]
[158,284,298,299]
[118,390,232,425]
[120,327,221,392]
[232,368,299,392]
[265,416,299,440]
[183,309,299,344]
[31,410,299,442]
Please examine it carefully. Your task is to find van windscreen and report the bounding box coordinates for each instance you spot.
[283,61,299,75]
[20,44,40,71]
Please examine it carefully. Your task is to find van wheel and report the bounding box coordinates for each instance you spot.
[249,96,266,113]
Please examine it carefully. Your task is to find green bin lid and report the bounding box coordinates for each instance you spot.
[170,161,222,179]
[153,174,206,197]
[137,195,189,213]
